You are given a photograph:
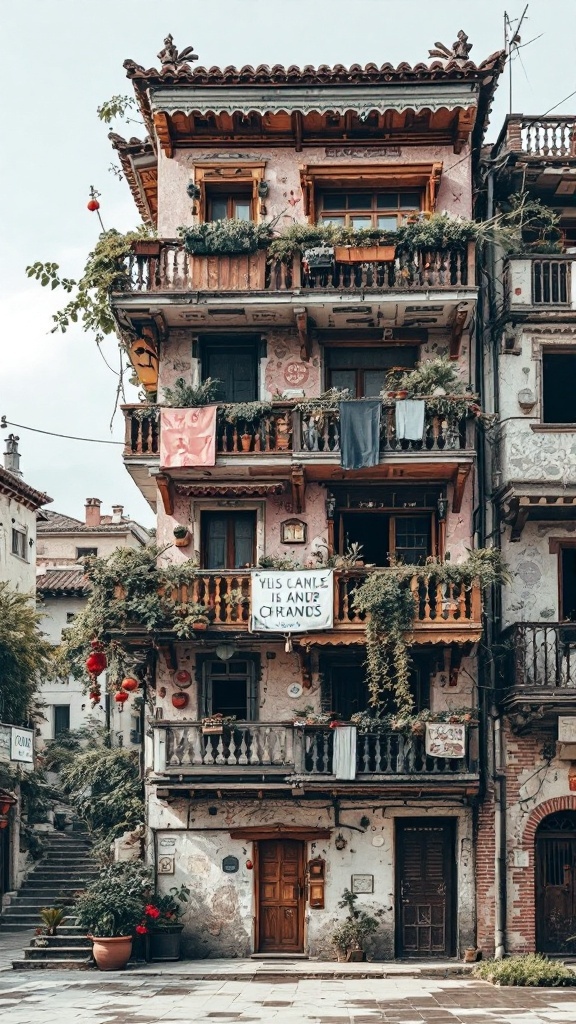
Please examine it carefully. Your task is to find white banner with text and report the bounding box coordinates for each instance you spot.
[251,570,334,633]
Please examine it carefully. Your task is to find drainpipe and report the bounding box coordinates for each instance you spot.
[494,713,506,958]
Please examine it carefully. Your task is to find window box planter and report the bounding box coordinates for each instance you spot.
[202,724,224,735]
[334,245,396,263]
[148,924,184,962]
[189,250,267,290]
[131,240,162,257]
[303,247,334,269]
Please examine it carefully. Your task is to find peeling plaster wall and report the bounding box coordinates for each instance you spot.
[148,798,475,959]
[500,521,576,627]
[157,144,472,238]
[497,329,576,490]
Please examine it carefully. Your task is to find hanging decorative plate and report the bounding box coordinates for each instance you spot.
[287,682,303,699]
[173,669,192,689]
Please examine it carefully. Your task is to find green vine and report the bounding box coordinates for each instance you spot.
[0,583,54,725]
[352,549,509,714]
[57,546,208,686]
[26,227,154,345]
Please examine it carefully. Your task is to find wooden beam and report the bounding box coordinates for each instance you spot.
[230,825,331,840]
[452,463,471,513]
[156,474,174,516]
[511,503,530,542]
[453,108,476,154]
[292,111,303,152]
[153,112,173,158]
[291,464,306,513]
[450,304,468,360]
[158,641,177,671]
[294,307,310,361]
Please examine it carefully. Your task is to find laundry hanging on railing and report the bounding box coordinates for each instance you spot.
[395,399,425,441]
[339,400,381,470]
[333,726,357,780]
[160,407,217,468]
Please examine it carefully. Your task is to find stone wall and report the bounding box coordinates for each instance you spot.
[148,797,475,960]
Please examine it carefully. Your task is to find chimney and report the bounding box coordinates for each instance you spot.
[85,498,102,527]
[4,434,22,477]
[111,504,124,524]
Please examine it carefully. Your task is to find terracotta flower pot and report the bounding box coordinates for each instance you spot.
[174,532,191,548]
[90,935,133,971]
[396,389,409,399]
[240,433,252,452]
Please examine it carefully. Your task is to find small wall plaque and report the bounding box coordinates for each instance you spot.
[222,855,239,874]
[351,874,374,894]
[281,518,307,544]
[158,855,175,875]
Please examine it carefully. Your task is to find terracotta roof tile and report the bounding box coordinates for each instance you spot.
[36,569,90,596]
[0,466,52,511]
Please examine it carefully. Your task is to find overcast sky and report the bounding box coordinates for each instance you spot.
[1,0,574,529]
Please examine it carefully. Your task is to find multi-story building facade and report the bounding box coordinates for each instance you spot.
[479,115,576,956]
[35,499,150,747]
[109,34,505,959]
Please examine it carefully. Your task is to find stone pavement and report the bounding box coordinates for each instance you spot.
[1,971,576,1023]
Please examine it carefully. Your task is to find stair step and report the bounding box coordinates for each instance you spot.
[29,935,90,948]
[12,958,92,970]
[24,946,91,960]
[0,924,37,932]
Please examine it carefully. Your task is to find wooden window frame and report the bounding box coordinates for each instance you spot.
[191,162,266,224]
[336,508,438,564]
[318,188,423,229]
[200,509,256,570]
[11,527,27,561]
[197,653,260,721]
[300,163,442,223]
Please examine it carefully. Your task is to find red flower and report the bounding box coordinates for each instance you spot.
[165,912,174,919]
[135,924,148,935]
[145,905,160,919]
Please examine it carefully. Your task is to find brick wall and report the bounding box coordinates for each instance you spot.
[476,790,496,956]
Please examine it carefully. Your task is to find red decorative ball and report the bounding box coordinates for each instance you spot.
[114,691,129,703]
[87,199,100,212]
[121,677,139,692]
[86,651,107,676]
[171,692,189,710]
[245,860,253,870]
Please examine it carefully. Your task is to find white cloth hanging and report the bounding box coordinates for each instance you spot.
[333,726,357,780]
[395,399,425,441]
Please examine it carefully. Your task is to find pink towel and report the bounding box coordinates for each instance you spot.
[160,407,217,468]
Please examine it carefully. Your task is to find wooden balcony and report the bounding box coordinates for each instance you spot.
[500,623,576,712]
[153,722,478,793]
[499,115,576,159]
[506,256,576,314]
[154,569,483,645]
[122,403,472,458]
[121,241,475,296]
[112,240,476,335]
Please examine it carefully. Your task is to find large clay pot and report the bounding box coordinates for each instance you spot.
[90,935,133,971]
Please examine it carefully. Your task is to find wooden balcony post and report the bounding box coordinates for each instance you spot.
[467,241,476,287]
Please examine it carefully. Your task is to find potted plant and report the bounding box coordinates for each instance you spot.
[137,884,191,962]
[220,401,273,452]
[331,889,379,962]
[74,864,150,971]
[131,238,161,257]
[173,525,191,548]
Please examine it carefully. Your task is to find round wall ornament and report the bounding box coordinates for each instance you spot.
[287,682,303,699]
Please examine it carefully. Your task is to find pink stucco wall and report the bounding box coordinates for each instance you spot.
[157,143,472,237]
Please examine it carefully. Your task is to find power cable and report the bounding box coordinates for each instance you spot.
[0,416,123,446]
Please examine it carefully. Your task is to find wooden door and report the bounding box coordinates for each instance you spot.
[396,820,455,957]
[536,812,576,953]
[257,839,305,953]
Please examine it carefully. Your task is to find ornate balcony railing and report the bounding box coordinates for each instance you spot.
[122,403,471,458]
[503,115,576,158]
[156,570,482,639]
[117,241,475,296]
[500,622,576,694]
[155,722,478,779]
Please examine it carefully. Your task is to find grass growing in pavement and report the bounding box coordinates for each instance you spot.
[474,953,576,987]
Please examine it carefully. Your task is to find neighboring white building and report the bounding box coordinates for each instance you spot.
[36,498,151,747]
[0,434,51,595]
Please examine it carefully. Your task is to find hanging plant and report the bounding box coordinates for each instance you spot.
[179,219,273,256]
[352,549,509,715]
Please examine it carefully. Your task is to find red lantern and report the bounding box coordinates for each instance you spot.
[86,651,107,676]
[87,198,100,212]
[0,817,8,830]
[121,677,139,692]
[114,691,129,704]
[171,692,189,710]
[246,860,253,870]
[0,802,12,815]
[173,670,192,688]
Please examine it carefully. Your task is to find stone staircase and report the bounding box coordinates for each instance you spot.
[3,830,97,970]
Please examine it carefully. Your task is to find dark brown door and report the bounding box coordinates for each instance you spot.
[536,812,576,953]
[257,839,305,953]
[396,820,455,957]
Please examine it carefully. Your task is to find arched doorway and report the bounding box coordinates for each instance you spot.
[536,811,576,953]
